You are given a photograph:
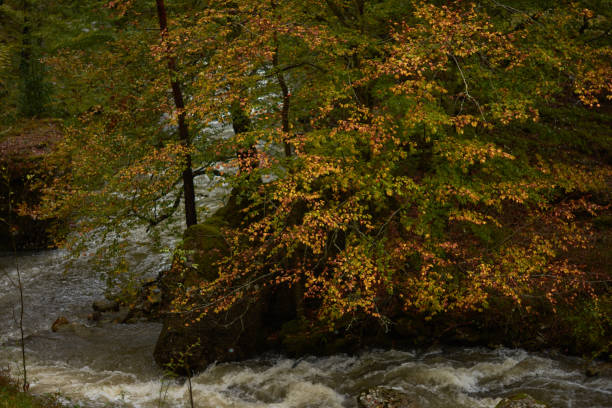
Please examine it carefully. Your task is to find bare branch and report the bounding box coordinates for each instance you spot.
[449,53,486,122]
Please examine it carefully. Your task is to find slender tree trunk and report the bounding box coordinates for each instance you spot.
[4,170,28,391]
[155,0,197,227]
[230,100,251,135]
[18,0,34,117]
[270,1,303,318]
[19,0,30,72]
[271,1,291,157]
[274,52,291,157]
[186,366,194,408]
[16,254,27,391]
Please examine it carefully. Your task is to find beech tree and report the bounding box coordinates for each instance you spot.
[155,0,197,227]
[39,0,611,338]
[41,1,205,237]
[166,0,611,328]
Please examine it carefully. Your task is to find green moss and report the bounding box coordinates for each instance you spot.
[183,216,227,250]
[560,295,612,359]
[212,192,251,228]
[0,387,77,408]
[509,394,531,401]
[182,216,229,281]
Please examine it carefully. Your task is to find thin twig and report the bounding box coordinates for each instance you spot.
[449,53,486,122]
[488,0,544,26]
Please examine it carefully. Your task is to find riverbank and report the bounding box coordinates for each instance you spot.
[0,371,73,408]
[0,119,62,251]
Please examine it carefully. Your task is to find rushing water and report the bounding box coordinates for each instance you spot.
[2,249,611,408]
[1,175,611,407]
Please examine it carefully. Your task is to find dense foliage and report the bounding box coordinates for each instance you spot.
[160,0,611,331]
[2,0,610,355]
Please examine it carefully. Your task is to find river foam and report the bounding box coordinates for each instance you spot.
[2,345,611,408]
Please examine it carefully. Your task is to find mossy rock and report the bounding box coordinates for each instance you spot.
[495,394,548,408]
[183,216,227,250]
[182,216,230,281]
[154,294,267,375]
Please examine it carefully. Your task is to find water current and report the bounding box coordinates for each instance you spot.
[1,175,611,407]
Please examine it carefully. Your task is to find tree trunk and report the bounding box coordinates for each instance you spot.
[155,0,197,227]
[270,1,302,317]
[19,0,30,73]
[271,1,292,157]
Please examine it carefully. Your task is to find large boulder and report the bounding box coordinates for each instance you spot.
[180,216,230,281]
[154,293,268,374]
[153,215,299,374]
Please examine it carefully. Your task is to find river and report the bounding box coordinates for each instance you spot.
[1,178,611,407]
[2,248,611,408]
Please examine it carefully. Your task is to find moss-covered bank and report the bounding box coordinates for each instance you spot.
[0,371,77,408]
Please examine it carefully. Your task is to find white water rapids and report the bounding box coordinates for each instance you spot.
[1,173,611,407]
[2,250,611,408]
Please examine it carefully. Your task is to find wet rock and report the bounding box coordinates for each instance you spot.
[92,299,119,313]
[154,294,267,374]
[96,307,131,325]
[51,316,69,332]
[154,273,302,374]
[586,365,598,377]
[495,394,548,408]
[154,215,283,374]
[51,319,93,336]
[357,387,419,408]
[278,318,358,357]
